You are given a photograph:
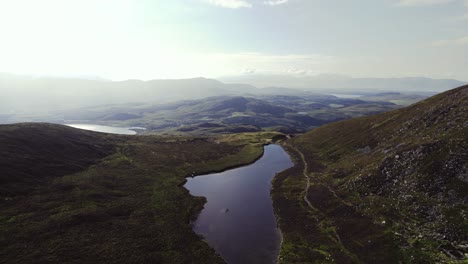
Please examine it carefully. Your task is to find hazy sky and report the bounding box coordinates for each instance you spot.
[0,0,467,80]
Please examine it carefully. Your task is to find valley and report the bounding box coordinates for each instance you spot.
[1,84,466,264]
[19,93,413,135]
[2,1,468,263]
[0,123,278,263]
[1,74,432,135]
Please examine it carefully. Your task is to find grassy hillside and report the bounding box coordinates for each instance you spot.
[0,123,276,263]
[273,85,468,263]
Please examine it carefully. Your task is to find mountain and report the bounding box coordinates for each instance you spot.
[221,74,467,93]
[273,85,468,263]
[0,74,256,114]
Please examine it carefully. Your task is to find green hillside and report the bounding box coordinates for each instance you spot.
[274,85,468,263]
[0,123,276,263]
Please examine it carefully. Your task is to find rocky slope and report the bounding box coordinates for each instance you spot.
[274,85,468,263]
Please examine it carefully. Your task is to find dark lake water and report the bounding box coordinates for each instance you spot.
[184,144,293,264]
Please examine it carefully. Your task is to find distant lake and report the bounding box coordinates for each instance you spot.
[65,124,145,135]
[330,93,362,98]
[184,144,294,264]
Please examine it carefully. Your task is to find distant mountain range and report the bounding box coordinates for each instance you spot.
[1,73,466,117]
[0,74,255,113]
[220,74,467,93]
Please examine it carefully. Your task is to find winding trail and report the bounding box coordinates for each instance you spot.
[296,149,315,210]
[295,148,315,211]
[277,144,319,263]
[291,146,346,247]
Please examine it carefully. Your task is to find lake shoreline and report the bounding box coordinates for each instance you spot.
[184,144,293,264]
[187,143,267,178]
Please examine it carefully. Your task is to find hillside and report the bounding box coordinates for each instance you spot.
[0,123,117,196]
[0,123,276,263]
[273,85,468,263]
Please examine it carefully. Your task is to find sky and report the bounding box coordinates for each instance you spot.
[0,0,467,81]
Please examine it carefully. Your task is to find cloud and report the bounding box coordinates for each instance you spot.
[240,68,256,74]
[396,0,468,17]
[284,68,312,75]
[207,52,336,76]
[203,0,290,8]
[432,35,468,46]
[263,0,289,6]
[396,0,455,6]
[204,0,252,8]
[457,1,468,21]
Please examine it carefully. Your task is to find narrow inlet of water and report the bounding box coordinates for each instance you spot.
[184,144,293,264]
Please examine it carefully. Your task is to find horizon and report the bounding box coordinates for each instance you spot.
[1,71,467,83]
[1,0,468,81]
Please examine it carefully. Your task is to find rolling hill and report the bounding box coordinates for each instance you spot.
[49,95,398,135]
[274,85,468,263]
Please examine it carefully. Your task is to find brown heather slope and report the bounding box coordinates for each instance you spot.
[273,85,468,263]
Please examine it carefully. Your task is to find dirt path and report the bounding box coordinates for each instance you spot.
[296,149,316,210]
[295,148,315,211]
